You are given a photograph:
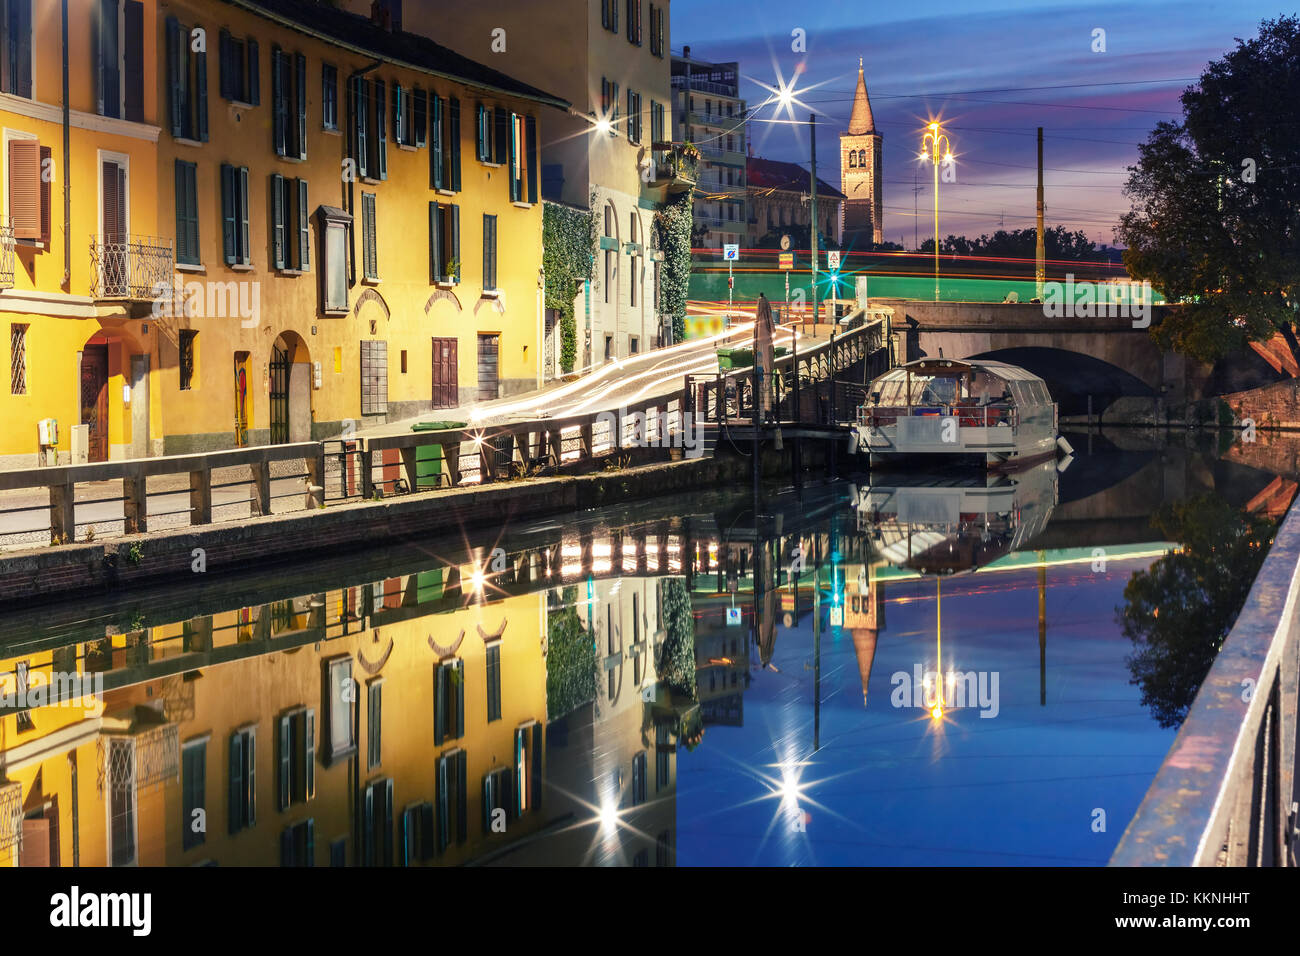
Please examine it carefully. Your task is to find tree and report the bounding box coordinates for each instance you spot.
[1116,16,1300,366]
[656,578,697,698]
[918,227,1101,260]
[542,201,597,374]
[655,192,694,343]
[1118,495,1276,728]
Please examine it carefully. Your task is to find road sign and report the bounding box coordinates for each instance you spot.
[726,607,742,626]
[780,234,791,251]
[723,244,739,260]
[778,252,794,270]
[826,250,841,270]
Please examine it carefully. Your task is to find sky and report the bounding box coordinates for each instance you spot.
[670,0,1292,246]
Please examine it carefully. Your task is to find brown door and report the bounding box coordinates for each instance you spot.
[431,337,458,409]
[81,345,109,462]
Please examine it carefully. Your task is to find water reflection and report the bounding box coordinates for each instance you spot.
[0,429,1295,866]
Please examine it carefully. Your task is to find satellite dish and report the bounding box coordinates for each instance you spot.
[780,234,791,251]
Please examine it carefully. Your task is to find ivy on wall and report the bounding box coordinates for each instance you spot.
[655,190,694,343]
[542,200,598,374]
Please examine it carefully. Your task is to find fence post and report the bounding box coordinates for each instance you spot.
[443,442,462,487]
[359,446,374,499]
[304,449,325,510]
[400,445,418,494]
[190,466,213,525]
[123,466,147,534]
[250,460,272,515]
[579,418,594,464]
[49,478,76,544]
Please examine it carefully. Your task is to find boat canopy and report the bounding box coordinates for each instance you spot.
[870,358,1052,409]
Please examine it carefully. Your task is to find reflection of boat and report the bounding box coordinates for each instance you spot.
[853,461,1058,575]
[854,358,1060,471]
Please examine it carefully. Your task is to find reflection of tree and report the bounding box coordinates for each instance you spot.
[1119,495,1276,728]
[657,578,697,699]
[546,603,597,722]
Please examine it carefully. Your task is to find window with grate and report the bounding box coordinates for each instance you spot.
[179,330,196,390]
[10,323,27,395]
[361,192,378,280]
[359,339,388,415]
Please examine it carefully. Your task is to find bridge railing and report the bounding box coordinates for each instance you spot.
[1110,502,1300,867]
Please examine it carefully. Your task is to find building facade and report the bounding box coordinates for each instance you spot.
[839,58,883,247]
[746,156,844,248]
[0,0,566,468]
[670,49,746,250]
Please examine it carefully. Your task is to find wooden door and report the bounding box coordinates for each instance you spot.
[269,345,289,444]
[101,160,127,293]
[476,334,499,402]
[81,346,109,462]
[431,337,458,409]
[233,352,250,447]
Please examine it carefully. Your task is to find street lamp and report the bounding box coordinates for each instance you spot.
[919,121,953,302]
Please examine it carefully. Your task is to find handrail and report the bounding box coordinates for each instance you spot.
[1110,501,1300,866]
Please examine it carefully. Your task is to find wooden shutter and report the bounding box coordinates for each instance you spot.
[454,658,465,737]
[38,145,51,246]
[246,727,256,825]
[482,215,492,292]
[271,48,285,155]
[526,115,538,203]
[355,78,369,179]
[271,172,285,269]
[434,662,446,744]
[392,83,404,146]
[304,708,316,800]
[228,731,243,833]
[8,140,39,240]
[298,178,310,271]
[175,161,197,265]
[166,18,183,136]
[277,714,291,810]
[97,0,119,118]
[414,88,427,148]
[451,205,460,283]
[428,202,441,283]
[218,30,233,99]
[383,778,394,866]
[295,53,307,159]
[196,44,209,140]
[481,772,492,834]
[363,785,374,866]
[247,39,259,105]
[220,164,236,263]
[449,98,461,191]
[123,1,143,122]
[493,107,508,164]
[419,803,434,861]
[375,80,387,180]
[476,104,487,160]
[364,193,377,278]
[508,114,519,202]
[238,167,250,265]
[436,756,449,851]
[455,751,468,843]
[430,95,442,189]
[531,723,543,809]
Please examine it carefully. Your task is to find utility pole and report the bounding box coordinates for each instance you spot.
[912,165,921,251]
[1036,126,1045,301]
[809,113,818,328]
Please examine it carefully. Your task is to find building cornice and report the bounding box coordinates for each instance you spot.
[0,92,161,142]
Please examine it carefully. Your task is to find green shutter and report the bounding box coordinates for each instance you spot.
[481,773,492,834]
[228,731,242,833]
[414,88,427,147]
[531,723,543,809]
[166,17,183,137]
[245,727,256,826]
[247,39,259,105]
[508,114,519,202]
[449,98,461,191]
[436,756,449,851]
[271,47,284,155]
[429,201,441,283]
[455,750,468,843]
[476,104,487,161]
[220,164,236,264]
[434,662,446,744]
[295,53,307,159]
[271,173,285,269]
[375,80,387,180]
[451,205,461,284]
[298,178,310,271]
[305,819,315,866]
[526,115,538,203]
[383,778,394,866]
[363,785,374,866]
[393,83,404,145]
[304,708,316,800]
[493,107,508,164]
[277,714,290,810]
[196,46,208,141]
[238,167,250,265]
[355,77,369,179]
[454,658,465,736]
[431,94,443,189]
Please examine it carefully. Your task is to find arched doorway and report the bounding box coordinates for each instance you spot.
[270,332,312,444]
[80,334,110,462]
[80,326,148,462]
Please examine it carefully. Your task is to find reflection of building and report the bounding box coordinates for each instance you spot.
[671,49,747,249]
[845,565,884,706]
[693,596,750,726]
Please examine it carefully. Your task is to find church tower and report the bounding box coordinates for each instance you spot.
[840,58,883,246]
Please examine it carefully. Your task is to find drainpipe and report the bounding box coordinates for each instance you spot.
[61,0,71,290]
[346,61,383,287]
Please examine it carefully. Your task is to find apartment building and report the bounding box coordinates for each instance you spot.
[670,49,747,250]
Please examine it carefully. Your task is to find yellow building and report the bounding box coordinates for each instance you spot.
[0,0,567,467]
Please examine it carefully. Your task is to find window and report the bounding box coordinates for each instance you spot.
[650,100,664,147]
[276,707,315,811]
[435,748,468,850]
[329,837,346,867]
[475,104,492,161]
[179,330,196,391]
[428,201,460,284]
[626,0,641,44]
[434,658,466,743]
[174,160,200,265]
[600,0,618,32]
[10,323,26,396]
[349,76,387,181]
[507,113,536,203]
[626,90,642,144]
[322,656,356,765]
[629,213,640,308]
[515,724,542,814]
[603,203,616,305]
[649,2,664,57]
[165,16,208,141]
[96,0,144,121]
[656,830,671,866]
[1,0,32,97]
[848,151,857,168]
[656,722,670,791]
[281,819,314,866]
[362,778,394,867]
[360,191,378,280]
[359,339,388,416]
[632,751,648,805]
[181,739,206,850]
[484,643,501,721]
[481,214,497,293]
[108,738,136,865]
[8,138,50,245]
[271,174,309,272]
[322,63,338,130]
[601,78,619,136]
[271,47,307,159]
[220,164,250,266]
[401,802,434,865]
[318,206,350,314]
[218,29,259,105]
[859,148,866,166]
[430,95,461,190]
[228,726,256,834]
[393,84,427,147]
[367,680,383,770]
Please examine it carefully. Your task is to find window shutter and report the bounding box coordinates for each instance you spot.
[296,53,307,159]
[238,166,250,265]
[228,731,243,834]
[355,78,369,179]
[271,49,285,155]
[363,785,374,866]
[8,140,40,240]
[298,178,310,271]
[481,773,492,834]
[414,88,427,147]
[436,756,449,851]
[493,107,508,165]
[392,84,404,146]
[451,205,461,284]
[454,658,465,736]
[383,779,394,866]
[174,161,187,262]
[434,662,446,744]
[449,98,461,191]
[38,146,51,246]
[531,723,543,809]
[123,1,144,122]
[526,115,538,203]
[280,826,294,866]
[305,819,315,866]
[508,114,519,202]
[481,215,491,291]
[196,47,209,141]
[366,194,377,278]
[399,808,410,866]
[247,39,259,105]
[166,18,183,137]
[221,164,236,264]
[428,202,441,283]
[375,80,388,180]
[430,95,442,189]
[304,708,316,800]
[475,104,486,160]
[246,727,256,826]
[218,30,232,99]
[277,714,290,810]
[419,802,434,861]
[455,751,468,843]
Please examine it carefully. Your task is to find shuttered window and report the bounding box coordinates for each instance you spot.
[475,104,491,162]
[481,214,497,293]
[601,78,619,136]
[650,100,664,146]
[627,90,642,144]
[270,175,309,271]
[359,338,387,416]
[361,191,378,280]
[321,63,338,130]
[484,643,501,721]
[433,658,465,744]
[280,819,314,867]
[430,95,461,191]
[7,138,41,242]
[400,802,435,865]
[174,160,199,265]
[373,79,388,180]
[649,3,665,57]
[435,748,468,851]
[632,751,648,804]
[428,201,460,284]
[181,739,206,850]
[227,726,256,834]
[482,766,514,833]
[351,76,370,179]
[219,164,250,265]
[1,0,32,98]
[601,0,618,32]
[270,47,308,159]
[626,0,642,45]
[367,680,383,770]
[218,29,259,105]
[493,107,508,165]
[394,84,426,147]
[165,16,208,141]
[322,656,356,764]
[362,778,394,867]
[276,708,316,811]
[95,0,143,121]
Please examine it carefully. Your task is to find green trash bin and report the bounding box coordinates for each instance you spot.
[410,421,467,489]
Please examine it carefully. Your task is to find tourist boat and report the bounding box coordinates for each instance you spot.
[854,358,1063,470]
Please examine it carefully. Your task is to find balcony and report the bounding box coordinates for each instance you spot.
[0,220,14,289]
[647,143,698,194]
[90,235,175,301]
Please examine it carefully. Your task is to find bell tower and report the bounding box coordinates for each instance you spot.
[840,58,883,246]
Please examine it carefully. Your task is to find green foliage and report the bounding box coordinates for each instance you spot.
[655,192,695,342]
[1116,16,1300,365]
[1118,494,1276,728]
[124,543,143,565]
[918,226,1103,261]
[546,603,597,721]
[543,201,597,373]
[657,578,697,698]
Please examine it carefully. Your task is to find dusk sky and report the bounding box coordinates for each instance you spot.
[672,0,1292,246]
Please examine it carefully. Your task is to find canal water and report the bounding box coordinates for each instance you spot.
[0,428,1291,867]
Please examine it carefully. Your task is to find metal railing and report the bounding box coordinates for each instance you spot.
[0,220,15,289]
[1111,500,1300,866]
[89,234,175,300]
[648,143,698,191]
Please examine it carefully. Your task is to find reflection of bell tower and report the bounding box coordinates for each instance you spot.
[840,57,883,246]
[846,568,884,705]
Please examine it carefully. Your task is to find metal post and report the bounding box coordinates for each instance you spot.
[809,113,818,329]
[1036,127,1045,301]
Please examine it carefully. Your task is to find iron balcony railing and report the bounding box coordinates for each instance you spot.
[648,143,698,193]
[0,219,15,289]
[90,234,175,300]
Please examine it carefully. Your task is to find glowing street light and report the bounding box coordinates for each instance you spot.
[919,121,954,302]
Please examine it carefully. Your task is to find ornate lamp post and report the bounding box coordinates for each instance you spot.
[919,122,953,302]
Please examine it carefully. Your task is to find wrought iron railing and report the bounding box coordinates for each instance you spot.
[649,144,698,190]
[98,722,180,794]
[0,780,21,858]
[0,220,15,289]
[90,234,175,300]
